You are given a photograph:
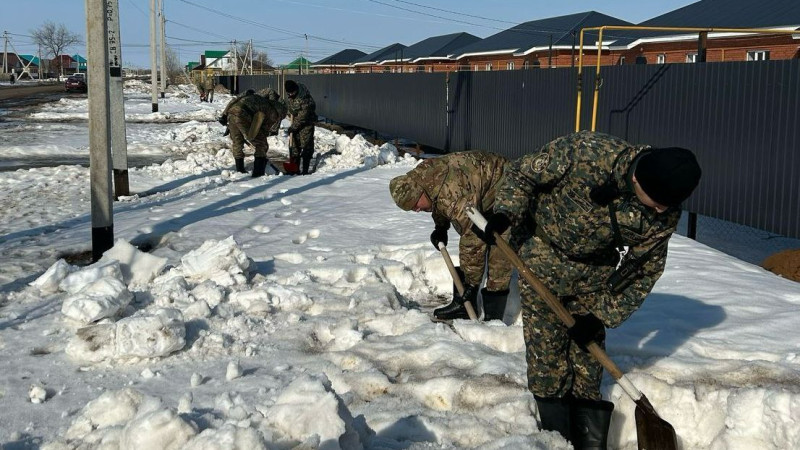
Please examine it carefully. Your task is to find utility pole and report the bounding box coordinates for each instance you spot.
[158,0,167,98]
[149,0,159,112]
[85,0,114,261]
[3,31,8,74]
[248,39,253,75]
[38,44,43,79]
[232,40,237,93]
[107,0,129,198]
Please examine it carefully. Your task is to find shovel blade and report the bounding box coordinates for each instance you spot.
[634,395,677,450]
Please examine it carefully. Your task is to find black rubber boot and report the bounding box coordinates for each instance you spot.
[301,152,312,175]
[535,396,573,444]
[481,288,509,322]
[234,158,247,174]
[252,157,268,178]
[571,398,614,449]
[434,284,478,321]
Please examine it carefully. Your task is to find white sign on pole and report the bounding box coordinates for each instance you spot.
[106,0,122,77]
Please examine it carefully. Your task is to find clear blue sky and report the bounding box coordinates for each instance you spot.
[3,0,697,68]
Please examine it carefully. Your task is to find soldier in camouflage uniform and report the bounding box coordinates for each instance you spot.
[258,88,288,135]
[488,130,701,449]
[284,80,317,175]
[388,151,513,322]
[202,74,215,103]
[219,89,284,177]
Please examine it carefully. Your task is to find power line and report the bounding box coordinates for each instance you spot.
[176,0,382,50]
[366,1,627,41]
[124,0,149,18]
[389,0,518,25]
[166,18,231,41]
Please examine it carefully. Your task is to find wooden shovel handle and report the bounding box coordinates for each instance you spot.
[466,208,626,381]
[438,243,478,321]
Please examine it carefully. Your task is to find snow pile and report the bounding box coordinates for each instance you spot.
[166,120,228,152]
[49,376,365,450]
[65,307,186,362]
[316,132,416,173]
[99,239,168,288]
[56,388,198,449]
[266,374,365,448]
[54,260,133,324]
[176,236,251,287]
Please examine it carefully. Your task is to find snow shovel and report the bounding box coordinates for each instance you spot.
[283,133,300,174]
[466,207,677,450]
[247,111,266,141]
[437,242,478,321]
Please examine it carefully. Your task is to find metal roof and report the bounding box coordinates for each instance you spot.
[453,11,632,58]
[352,43,407,65]
[204,50,229,58]
[19,54,40,66]
[396,32,481,62]
[611,0,800,47]
[313,49,367,66]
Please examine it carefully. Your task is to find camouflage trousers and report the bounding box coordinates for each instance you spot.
[289,124,315,160]
[518,234,609,400]
[458,227,512,291]
[228,112,268,159]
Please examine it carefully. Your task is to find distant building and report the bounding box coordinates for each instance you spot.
[453,11,631,71]
[282,56,313,74]
[608,0,800,65]
[387,32,481,73]
[312,49,367,74]
[71,54,88,73]
[351,43,407,73]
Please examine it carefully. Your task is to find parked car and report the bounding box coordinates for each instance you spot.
[65,76,87,93]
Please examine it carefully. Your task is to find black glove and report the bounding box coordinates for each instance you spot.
[218,114,228,126]
[287,124,298,133]
[475,213,511,245]
[567,313,604,351]
[430,226,449,249]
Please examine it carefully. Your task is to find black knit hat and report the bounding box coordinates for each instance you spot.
[284,79,299,94]
[634,147,702,207]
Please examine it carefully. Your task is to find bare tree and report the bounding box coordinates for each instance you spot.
[165,46,186,83]
[31,21,81,77]
[253,50,275,69]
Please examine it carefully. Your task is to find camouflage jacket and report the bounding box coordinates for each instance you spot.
[258,88,288,117]
[495,131,680,327]
[408,151,509,235]
[286,83,317,130]
[223,91,274,119]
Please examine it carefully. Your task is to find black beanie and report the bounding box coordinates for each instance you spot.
[284,79,298,93]
[634,147,702,207]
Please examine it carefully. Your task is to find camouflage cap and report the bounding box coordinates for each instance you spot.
[389,174,423,211]
[258,88,279,101]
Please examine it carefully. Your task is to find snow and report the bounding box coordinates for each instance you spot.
[0,82,799,450]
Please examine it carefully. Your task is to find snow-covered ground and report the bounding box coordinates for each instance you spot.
[0,82,799,449]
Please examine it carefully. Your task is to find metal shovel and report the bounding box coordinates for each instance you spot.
[466,207,677,450]
[437,242,478,321]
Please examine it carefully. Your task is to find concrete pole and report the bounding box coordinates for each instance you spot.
[107,0,129,198]
[149,0,159,112]
[159,0,167,98]
[85,0,114,261]
[3,31,8,74]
